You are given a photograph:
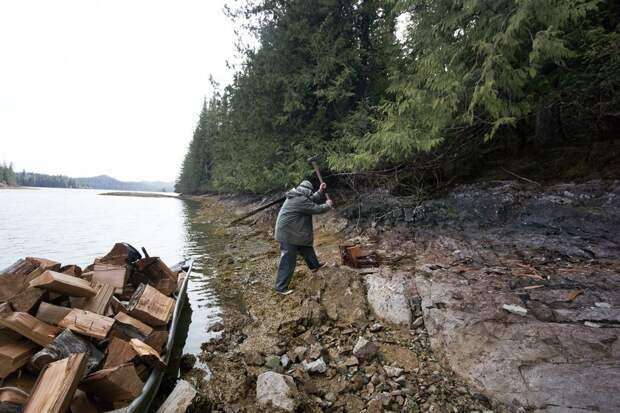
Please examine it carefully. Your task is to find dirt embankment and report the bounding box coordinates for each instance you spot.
[182,180,620,413]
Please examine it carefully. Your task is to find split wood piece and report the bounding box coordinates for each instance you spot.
[114,312,153,337]
[26,257,61,271]
[176,271,186,294]
[0,386,29,406]
[80,271,93,282]
[70,296,86,309]
[108,320,147,342]
[31,329,104,373]
[0,312,59,346]
[133,257,177,296]
[144,329,168,353]
[9,287,46,313]
[0,302,12,316]
[135,363,150,381]
[0,266,45,302]
[0,337,38,378]
[155,379,197,413]
[80,363,144,403]
[109,297,126,315]
[58,309,115,340]
[102,337,137,369]
[92,264,128,292]
[127,284,174,327]
[23,352,88,413]
[59,264,82,277]
[1,258,39,276]
[70,390,99,413]
[129,338,166,369]
[99,243,139,266]
[29,270,97,298]
[82,282,115,314]
[35,302,71,325]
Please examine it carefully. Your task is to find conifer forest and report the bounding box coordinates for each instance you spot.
[176,0,619,194]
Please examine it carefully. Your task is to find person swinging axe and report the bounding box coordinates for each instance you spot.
[273,179,333,295]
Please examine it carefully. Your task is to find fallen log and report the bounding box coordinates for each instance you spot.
[29,270,97,298]
[31,329,104,373]
[0,312,59,346]
[229,196,286,226]
[23,353,88,413]
[58,309,115,340]
[80,363,144,403]
[127,284,174,327]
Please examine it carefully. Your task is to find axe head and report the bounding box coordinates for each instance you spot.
[307,154,321,164]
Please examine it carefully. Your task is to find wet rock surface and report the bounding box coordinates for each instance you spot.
[183,180,619,412]
[376,180,620,412]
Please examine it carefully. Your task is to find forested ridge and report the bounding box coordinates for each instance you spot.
[176,0,620,194]
[0,163,17,186]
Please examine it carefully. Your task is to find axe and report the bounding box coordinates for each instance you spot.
[307,155,332,203]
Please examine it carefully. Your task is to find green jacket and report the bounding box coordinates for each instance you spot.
[274,186,330,246]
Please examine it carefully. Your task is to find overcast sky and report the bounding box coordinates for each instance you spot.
[0,0,238,182]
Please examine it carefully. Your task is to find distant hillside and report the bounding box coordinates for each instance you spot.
[16,171,173,192]
[75,175,174,192]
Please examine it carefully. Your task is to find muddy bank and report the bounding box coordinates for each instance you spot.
[180,195,502,412]
[182,180,619,412]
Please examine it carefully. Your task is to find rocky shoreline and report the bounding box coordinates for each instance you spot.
[181,180,619,413]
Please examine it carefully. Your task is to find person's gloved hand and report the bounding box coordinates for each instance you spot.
[319,182,327,192]
[326,199,334,208]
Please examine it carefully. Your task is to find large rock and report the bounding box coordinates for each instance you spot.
[416,276,620,412]
[256,372,299,412]
[365,271,414,326]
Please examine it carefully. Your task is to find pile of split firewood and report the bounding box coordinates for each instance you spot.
[0,243,187,412]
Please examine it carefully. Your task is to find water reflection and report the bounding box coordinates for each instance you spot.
[179,199,225,354]
[0,188,222,356]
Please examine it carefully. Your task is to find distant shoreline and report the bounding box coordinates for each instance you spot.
[99,191,178,198]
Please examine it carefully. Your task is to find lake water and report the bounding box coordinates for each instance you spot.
[0,187,222,355]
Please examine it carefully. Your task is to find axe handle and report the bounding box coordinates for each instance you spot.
[311,161,332,202]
